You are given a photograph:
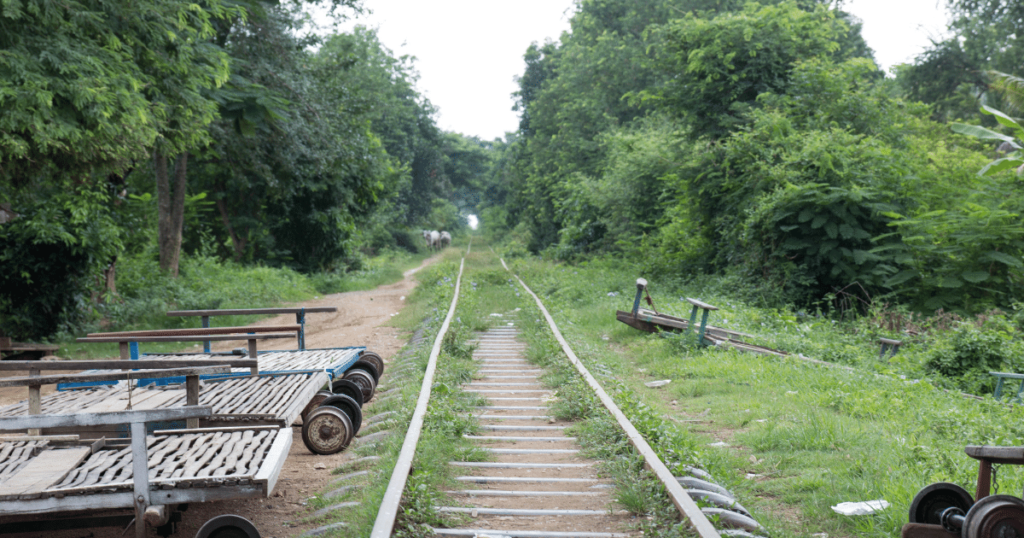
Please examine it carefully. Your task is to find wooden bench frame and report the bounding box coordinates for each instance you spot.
[0,406,213,538]
[78,332,295,363]
[0,363,237,434]
[166,307,336,352]
[879,338,903,360]
[0,337,59,361]
[685,298,719,347]
[628,279,719,346]
[990,371,1024,402]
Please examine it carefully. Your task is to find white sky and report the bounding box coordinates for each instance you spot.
[328,0,952,141]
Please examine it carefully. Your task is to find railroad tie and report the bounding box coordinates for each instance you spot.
[441,325,640,538]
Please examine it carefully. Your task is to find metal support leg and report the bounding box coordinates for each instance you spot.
[296,309,306,351]
[632,279,647,317]
[247,339,259,374]
[185,375,199,429]
[130,421,150,538]
[995,378,1006,400]
[202,316,211,353]
[976,459,992,501]
[697,308,710,346]
[28,368,40,436]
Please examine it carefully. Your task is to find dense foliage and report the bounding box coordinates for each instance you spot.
[488,0,1024,318]
[0,2,482,340]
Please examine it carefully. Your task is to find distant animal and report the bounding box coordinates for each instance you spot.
[439,231,451,248]
[429,230,441,251]
[422,230,432,248]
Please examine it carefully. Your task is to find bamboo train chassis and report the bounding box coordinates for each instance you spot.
[0,349,386,536]
[0,406,287,538]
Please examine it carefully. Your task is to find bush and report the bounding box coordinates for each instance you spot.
[925,320,1019,393]
[0,227,93,340]
[104,253,314,331]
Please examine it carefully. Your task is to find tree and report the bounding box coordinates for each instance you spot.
[898,0,1024,122]
[188,12,392,270]
[649,2,845,140]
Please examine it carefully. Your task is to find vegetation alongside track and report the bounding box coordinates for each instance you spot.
[505,253,1024,538]
[53,249,430,360]
[291,253,476,537]
[285,240,1024,538]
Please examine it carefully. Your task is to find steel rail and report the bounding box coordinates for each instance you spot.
[499,257,721,538]
[370,239,470,538]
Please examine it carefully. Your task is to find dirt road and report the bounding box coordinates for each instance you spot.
[3,255,438,537]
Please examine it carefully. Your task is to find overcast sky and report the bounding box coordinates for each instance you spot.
[331,1,952,141]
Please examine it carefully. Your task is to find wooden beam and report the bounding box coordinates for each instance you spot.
[0,434,79,442]
[153,425,279,436]
[28,368,40,436]
[87,325,299,338]
[185,375,199,429]
[0,406,212,432]
[76,333,295,344]
[0,366,231,388]
[253,428,292,495]
[0,359,258,371]
[166,307,336,317]
[248,339,258,364]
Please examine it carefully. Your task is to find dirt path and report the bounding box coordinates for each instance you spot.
[3,255,439,537]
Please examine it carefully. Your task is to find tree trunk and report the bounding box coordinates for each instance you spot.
[105,258,117,297]
[215,197,246,260]
[155,150,189,277]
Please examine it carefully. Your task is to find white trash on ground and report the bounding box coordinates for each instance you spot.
[645,379,671,388]
[831,500,890,516]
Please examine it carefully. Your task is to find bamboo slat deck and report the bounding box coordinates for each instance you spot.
[0,371,328,432]
[0,427,290,511]
[58,347,363,391]
[141,348,362,375]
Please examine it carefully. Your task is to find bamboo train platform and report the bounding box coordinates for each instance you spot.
[0,370,328,437]
[0,312,384,535]
[0,427,290,508]
[58,346,365,390]
[0,413,291,537]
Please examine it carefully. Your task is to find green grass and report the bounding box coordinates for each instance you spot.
[502,254,1024,538]
[52,249,430,360]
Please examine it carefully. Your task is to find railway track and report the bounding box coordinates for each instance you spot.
[369,245,756,538]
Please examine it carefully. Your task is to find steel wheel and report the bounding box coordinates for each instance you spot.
[358,351,385,377]
[195,514,260,538]
[344,368,377,403]
[301,407,353,455]
[964,495,1024,538]
[300,390,334,422]
[331,379,364,405]
[320,393,363,435]
[351,359,381,383]
[910,482,974,525]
